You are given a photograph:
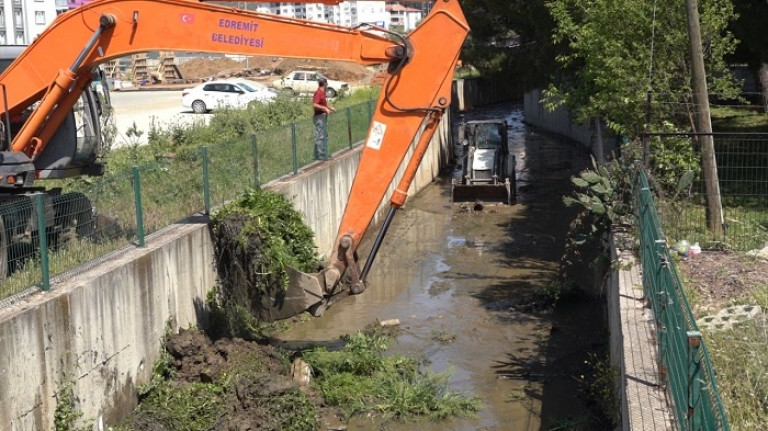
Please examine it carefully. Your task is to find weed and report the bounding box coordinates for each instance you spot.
[430,330,457,344]
[579,353,619,427]
[505,384,530,402]
[133,381,228,431]
[210,188,319,323]
[53,375,86,431]
[302,329,481,422]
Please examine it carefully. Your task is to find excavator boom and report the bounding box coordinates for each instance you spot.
[0,0,469,319]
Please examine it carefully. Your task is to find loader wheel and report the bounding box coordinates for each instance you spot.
[191,100,207,114]
[52,192,95,244]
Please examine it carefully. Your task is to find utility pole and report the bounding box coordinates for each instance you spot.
[685,0,723,234]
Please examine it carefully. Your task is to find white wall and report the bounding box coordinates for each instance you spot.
[0,0,56,44]
[355,1,388,27]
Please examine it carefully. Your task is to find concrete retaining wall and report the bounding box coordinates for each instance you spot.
[452,78,519,112]
[523,89,617,162]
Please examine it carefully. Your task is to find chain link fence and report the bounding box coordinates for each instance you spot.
[0,101,375,303]
[647,133,768,251]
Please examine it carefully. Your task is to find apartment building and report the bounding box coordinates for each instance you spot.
[385,2,421,32]
[252,2,388,28]
[0,0,57,44]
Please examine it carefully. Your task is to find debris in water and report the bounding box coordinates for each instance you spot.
[379,318,401,327]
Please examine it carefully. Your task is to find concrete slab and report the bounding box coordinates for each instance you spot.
[615,246,676,431]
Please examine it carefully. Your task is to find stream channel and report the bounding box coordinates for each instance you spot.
[275,102,607,431]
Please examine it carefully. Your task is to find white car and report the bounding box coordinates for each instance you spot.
[181,80,277,114]
[272,70,349,97]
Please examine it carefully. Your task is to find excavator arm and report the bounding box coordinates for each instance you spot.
[0,0,469,319]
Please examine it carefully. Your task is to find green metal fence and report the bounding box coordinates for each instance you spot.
[0,100,375,302]
[636,169,731,431]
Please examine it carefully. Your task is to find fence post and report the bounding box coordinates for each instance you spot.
[34,193,50,291]
[346,106,352,149]
[687,331,703,430]
[132,166,146,247]
[291,122,298,175]
[367,100,373,123]
[201,146,211,216]
[251,134,260,189]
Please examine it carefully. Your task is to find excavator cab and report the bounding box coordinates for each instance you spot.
[0,45,107,184]
[452,119,515,207]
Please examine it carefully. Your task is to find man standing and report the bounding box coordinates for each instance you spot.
[313,78,336,160]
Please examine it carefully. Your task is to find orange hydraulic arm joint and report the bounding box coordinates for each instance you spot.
[12,14,116,159]
[287,0,470,319]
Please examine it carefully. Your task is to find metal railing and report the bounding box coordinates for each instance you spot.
[636,169,730,431]
[0,100,375,303]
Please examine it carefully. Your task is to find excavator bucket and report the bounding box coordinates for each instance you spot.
[451,180,512,206]
[258,267,326,322]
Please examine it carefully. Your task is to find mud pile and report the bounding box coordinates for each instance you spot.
[178,56,374,82]
[123,328,321,431]
[178,57,243,79]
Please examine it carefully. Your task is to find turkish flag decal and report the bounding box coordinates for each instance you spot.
[180,13,195,24]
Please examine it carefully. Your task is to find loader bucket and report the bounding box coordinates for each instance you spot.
[451,181,512,206]
[257,267,326,321]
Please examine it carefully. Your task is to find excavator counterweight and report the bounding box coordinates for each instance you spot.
[0,0,470,319]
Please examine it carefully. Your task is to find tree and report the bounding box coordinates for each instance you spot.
[727,0,768,106]
[458,0,567,93]
[545,0,739,137]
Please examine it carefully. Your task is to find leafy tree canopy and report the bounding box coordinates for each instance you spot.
[727,0,768,68]
[459,0,566,93]
[544,0,740,136]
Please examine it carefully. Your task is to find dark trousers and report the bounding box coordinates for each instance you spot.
[313,113,327,160]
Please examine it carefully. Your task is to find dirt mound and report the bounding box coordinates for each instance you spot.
[247,57,374,81]
[177,56,375,82]
[126,328,321,431]
[678,251,768,309]
[164,328,287,383]
[178,57,242,80]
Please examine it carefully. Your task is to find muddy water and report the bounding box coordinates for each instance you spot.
[277,103,605,430]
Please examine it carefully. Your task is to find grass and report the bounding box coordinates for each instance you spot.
[683,282,768,431]
[302,328,482,422]
[711,105,768,133]
[658,199,768,251]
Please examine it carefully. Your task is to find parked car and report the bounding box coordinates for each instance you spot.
[181,80,277,114]
[271,70,349,97]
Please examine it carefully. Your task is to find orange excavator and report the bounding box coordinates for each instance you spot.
[0,0,469,318]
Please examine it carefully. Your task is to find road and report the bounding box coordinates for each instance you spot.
[108,90,209,147]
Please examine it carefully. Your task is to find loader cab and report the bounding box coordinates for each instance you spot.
[464,121,508,182]
[452,119,514,206]
[0,45,107,181]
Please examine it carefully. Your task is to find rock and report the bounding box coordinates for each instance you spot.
[291,358,312,386]
[746,245,768,260]
[379,319,400,327]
